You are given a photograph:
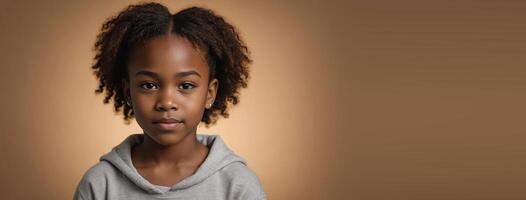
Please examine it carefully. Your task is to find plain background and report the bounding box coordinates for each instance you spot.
[0,0,525,199]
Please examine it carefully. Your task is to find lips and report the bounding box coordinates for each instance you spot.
[153,117,182,124]
[153,117,183,130]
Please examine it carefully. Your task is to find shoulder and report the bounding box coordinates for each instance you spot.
[220,162,261,184]
[73,161,116,200]
[218,162,267,200]
[79,161,117,184]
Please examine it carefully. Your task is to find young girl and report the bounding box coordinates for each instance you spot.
[74,2,266,200]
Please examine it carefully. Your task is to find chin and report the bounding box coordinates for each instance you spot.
[144,129,191,146]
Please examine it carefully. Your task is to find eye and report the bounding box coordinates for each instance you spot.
[178,82,195,90]
[139,82,159,90]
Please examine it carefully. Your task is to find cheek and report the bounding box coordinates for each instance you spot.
[133,95,154,114]
[183,92,205,110]
[184,89,208,111]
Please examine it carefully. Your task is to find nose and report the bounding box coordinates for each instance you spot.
[155,87,178,111]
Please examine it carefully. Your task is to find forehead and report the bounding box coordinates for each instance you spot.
[127,34,208,77]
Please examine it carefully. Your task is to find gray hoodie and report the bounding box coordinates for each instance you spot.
[73,133,266,200]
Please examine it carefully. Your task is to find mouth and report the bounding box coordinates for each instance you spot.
[154,121,182,130]
[153,117,183,130]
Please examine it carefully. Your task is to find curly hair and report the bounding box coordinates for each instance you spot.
[91,2,251,126]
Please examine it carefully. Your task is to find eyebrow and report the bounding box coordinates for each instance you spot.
[134,70,202,79]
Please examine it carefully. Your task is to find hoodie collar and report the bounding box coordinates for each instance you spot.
[100,133,246,194]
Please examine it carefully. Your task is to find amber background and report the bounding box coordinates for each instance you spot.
[1,0,525,199]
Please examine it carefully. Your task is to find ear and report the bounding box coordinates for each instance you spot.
[206,78,218,109]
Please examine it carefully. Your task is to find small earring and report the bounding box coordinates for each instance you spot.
[126,97,132,106]
[206,103,212,109]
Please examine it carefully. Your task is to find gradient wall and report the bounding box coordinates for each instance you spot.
[0,0,524,199]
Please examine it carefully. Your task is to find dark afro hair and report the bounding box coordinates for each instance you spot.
[91,2,251,127]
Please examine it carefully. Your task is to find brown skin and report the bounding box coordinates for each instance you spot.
[122,34,218,187]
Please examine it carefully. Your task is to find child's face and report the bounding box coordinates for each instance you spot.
[123,34,218,146]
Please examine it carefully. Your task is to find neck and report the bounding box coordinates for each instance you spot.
[135,132,207,167]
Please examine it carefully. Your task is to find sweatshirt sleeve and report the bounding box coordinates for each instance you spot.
[72,162,111,200]
[225,163,267,200]
[234,179,267,200]
[73,176,94,200]
[234,182,267,200]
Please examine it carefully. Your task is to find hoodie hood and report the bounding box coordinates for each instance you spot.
[99,133,246,194]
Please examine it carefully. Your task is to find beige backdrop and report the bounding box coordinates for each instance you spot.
[1,0,525,199]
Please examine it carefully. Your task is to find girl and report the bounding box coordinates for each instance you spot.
[74,2,266,200]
